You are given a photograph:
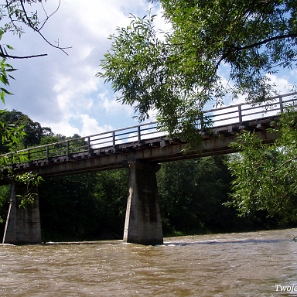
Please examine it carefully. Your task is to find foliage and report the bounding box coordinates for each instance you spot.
[227,109,297,223]
[39,173,101,241]
[0,110,51,217]
[39,169,128,241]
[98,0,297,142]
[0,109,52,152]
[0,58,15,103]
[15,172,43,209]
[0,111,36,226]
[92,169,128,235]
[157,157,266,235]
[0,111,26,151]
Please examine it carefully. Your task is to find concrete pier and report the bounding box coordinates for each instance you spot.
[123,160,163,245]
[2,181,41,244]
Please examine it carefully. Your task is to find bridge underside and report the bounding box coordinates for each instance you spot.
[2,160,163,245]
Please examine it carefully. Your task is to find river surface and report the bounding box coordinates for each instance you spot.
[1,228,297,297]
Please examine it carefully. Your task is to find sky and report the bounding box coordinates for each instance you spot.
[1,0,296,137]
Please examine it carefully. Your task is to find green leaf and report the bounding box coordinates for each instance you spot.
[5,44,13,50]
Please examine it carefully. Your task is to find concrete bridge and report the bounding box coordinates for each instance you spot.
[2,92,296,245]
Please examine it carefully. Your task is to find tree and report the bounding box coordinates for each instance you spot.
[0,111,51,226]
[0,109,53,151]
[98,0,297,142]
[39,173,101,241]
[38,169,128,241]
[226,109,297,223]
[157,157,264,235]
[0,185,9,226]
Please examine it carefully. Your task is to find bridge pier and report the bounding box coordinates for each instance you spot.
[123,160,163,245]
[2,181,41,244]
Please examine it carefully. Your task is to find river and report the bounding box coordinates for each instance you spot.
[1,228,297,296]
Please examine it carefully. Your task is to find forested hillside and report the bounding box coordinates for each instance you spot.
[0,110,294,241]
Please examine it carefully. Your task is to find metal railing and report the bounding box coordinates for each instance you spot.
[3,92,297,164]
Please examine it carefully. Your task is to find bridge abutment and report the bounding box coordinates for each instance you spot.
[123,160,163,245]
[2,181,41,244]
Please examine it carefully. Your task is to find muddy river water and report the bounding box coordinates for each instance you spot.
[1,228,297,296]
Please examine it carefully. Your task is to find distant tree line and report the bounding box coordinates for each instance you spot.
[0,110,295,241]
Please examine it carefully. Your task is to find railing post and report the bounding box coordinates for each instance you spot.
[112,131,116,146]
[238,105,243,124]
[199,111,204,131]
[138,126,141,142]
[66,140,70,155]
[279,96,284,113]
[87,137,91,153]
[46,146,49,159]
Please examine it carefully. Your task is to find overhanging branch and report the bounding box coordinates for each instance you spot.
[211,32,297,84]
[4,0,71,56]
[0,52,48,59]
[19,0,71,55]
[232,33,297,51]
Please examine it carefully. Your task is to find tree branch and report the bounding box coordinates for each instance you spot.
[209,32,297,90]
[0,52,47,59]
[19,0,71,55]
[0,44,48,59]
[232,33,297,52]
[39,0,61,31]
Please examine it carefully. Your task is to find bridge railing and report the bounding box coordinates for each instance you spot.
[2,91,297,164]
[203,92,297,128]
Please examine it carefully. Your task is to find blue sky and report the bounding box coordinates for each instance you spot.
[1,0,296,137]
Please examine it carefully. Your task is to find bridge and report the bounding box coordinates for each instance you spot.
[2,92,297,245]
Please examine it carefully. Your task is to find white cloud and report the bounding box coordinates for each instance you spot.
[96,90,133,116]
[267,74,294,93]
[79,114,113,137]
[42,120,80,137]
